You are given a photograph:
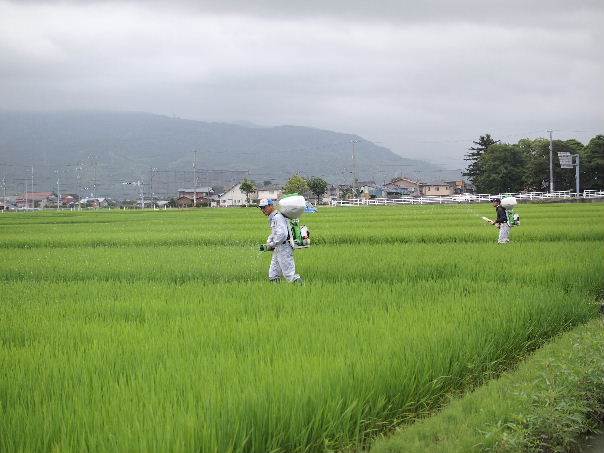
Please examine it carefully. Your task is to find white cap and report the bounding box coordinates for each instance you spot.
[258,198,274,208]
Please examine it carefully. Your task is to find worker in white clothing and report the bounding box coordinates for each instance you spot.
[258,198,302,283]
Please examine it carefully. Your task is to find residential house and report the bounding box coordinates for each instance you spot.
[219,183,248,206]
[178,187,214,198]
[386,177,422,196]
[208,194,221,207]
[383,186,410,198]
[177,187,214,206]
[358,180,381,199]
[15,192,54,208]
[79,197,109,208]
[176,195,194,208]
[421,183,454,196]
[256,186,282,203]
[0,196,16,211]
[444,180,471,194]
[61,194,80,207]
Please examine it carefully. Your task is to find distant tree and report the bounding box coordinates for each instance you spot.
[339,185,353,200]
[307,176,328,204]
[520,138,583,192]
[474,144,526,194]
[282,174,308,196]
[463,134,499,186]
[262,180,273,187]
[583,134,604,190]
[240,179,256,205]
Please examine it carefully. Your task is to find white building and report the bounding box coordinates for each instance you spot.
[219,183,284,207]
[177,187,214,199]
[256,187,281,201]
[219,184,248,206]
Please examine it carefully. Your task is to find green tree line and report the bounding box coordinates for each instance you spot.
[464,134,604,194]
[237,175,328,204]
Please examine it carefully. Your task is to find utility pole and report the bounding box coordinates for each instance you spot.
[76,164,82,210]
[193,151,197,207]
[55,170,61,211]
[31,165,34,194]
[92,162,97,198]
[150,168,157,209]
[547,130,554,193]
[1,176,5,213]
[139,179,144,209]
[574,154,580,196]
[88,154,97,197]
[351,139,360,192]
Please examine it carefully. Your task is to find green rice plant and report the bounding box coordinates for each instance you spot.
[370,318,604,453]
[0,203,602,452]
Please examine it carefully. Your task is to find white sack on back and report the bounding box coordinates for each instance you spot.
[501,197,517,209]
[279,195,306,219]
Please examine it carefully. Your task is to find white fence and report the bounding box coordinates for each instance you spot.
[330,190,604,207]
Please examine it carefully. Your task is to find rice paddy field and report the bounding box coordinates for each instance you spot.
[1,203,603,453]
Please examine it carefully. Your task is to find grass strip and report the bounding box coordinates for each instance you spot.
[371,317,604,453]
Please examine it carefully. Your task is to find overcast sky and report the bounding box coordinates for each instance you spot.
[1,0,602,167]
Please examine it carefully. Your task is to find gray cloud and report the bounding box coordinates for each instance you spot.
[64,0,604,27]
[1,0,602,167]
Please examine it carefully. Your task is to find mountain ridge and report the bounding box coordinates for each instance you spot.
[0,111,461,198]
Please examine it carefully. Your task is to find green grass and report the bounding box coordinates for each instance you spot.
[371,318,604,453]
[0,203,602,452]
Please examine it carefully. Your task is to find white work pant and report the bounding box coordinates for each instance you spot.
[269,244,300,282]
[498,223,511,243]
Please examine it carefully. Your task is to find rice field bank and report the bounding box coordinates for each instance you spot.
[1,203,603,452]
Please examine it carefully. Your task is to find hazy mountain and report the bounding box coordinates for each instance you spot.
[0,111,461,198]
